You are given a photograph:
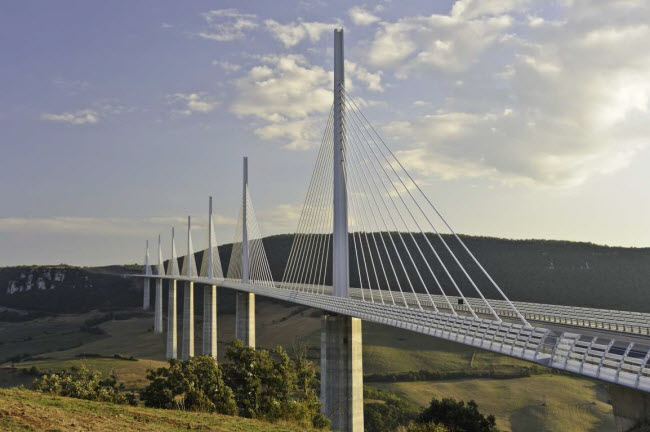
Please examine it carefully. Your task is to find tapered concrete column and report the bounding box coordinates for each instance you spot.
[154,279,163,333]
[182,281,194,360]
[143,240,151,310]
[321,314,363,432]
[236,292,255,347]
[203,285,217,357]
[166,279,177,359]
[143,278,150,310]
[610,384,650,432]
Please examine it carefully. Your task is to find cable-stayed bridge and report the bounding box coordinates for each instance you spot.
[135,30,650,432]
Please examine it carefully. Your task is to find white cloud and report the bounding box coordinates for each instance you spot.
[168,92,217,116]
[369,0,650,187]
[231,55,332,150]
[198,9,258,41]
[212,60,241,72]
[348,6,380,26]
[450,0,530,20]
[367,13,512,75]
[260,203,303,234]
[265,19,339,48]
[41,109,99,125]
[346,61,383,92]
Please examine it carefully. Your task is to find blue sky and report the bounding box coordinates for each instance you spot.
[1,0,649,266]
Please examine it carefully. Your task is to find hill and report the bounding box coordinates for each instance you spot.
[1,234,649,314]
[0,265,139,313]
[0,388,313,431]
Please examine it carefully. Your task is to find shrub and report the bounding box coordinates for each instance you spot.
[33,365,133,405]
[140,356,237,415]
[418,398,498,432]
[140,342,329,429]
[223,340,329,429]
[364,387,420,432]
[396,421,451,432]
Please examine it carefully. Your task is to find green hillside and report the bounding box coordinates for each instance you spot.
[221,233,650,312]
[0,388,313,432]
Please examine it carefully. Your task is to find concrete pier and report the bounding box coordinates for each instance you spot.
[166,279,177,359]
[181,281,194,360]
[143,278,150,310]
[203,285,217,357]
[610,384,650,432]
[235,292,255,347]
[154,279,163,333]
[321,314,364,432]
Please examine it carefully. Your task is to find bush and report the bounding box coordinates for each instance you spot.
[33,365,135,405]
[418,398,498,432]
[396,421,451,432]
[364,387,420,432]
[140,342,329,429]
[223,340,328,428]
[140,356,237,415]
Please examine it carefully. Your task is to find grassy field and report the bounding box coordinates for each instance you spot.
[374,375,615,432]
[0,312,107,362]
[0,388,314,432]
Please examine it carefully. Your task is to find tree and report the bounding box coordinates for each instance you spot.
[418,398,498,432]
[222,340,329,429]
[140,356,237,414]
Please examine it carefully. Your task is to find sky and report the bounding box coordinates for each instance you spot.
[0,0,649,266]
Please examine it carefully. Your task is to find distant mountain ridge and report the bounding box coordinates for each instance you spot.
[0,265,139,313]
[1,234,649,314]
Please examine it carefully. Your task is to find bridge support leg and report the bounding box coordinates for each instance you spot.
[143,278,150,310]
[235,292,255,347]
[166,279,177,360]
[610,384,650,432]
[321,314,364,432]
[154,279,163,333]
[182,282,194,360]
[203,285,217,357]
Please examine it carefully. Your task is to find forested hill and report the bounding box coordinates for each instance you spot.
[0,265,140,313]
[1,235,649,314]
[221,234,650,313]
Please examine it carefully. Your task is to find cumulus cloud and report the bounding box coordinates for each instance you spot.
[197,9,258,41]
[371,0,650,187]
[348,6,380,26]
[265,19,340,48]
[346,61,383,92]
[230,55,332,150]
[367,13,512,75]
[168,92,217,116]
[41,109,99,125]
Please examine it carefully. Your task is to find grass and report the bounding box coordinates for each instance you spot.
[0,388,315,431]
[0,312,106,363]
[373,375,615,432]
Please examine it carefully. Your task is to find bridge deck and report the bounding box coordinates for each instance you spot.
[135,274,650,393]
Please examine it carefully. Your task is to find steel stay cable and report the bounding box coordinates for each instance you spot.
[343,88,529,327]
[344,99,461,317]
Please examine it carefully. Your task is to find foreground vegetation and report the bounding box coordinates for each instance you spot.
[31,342,329,429]
[0,387,314,432]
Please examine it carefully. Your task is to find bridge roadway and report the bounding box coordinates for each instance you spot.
[278,285,650,337]
[138,274,650,393]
